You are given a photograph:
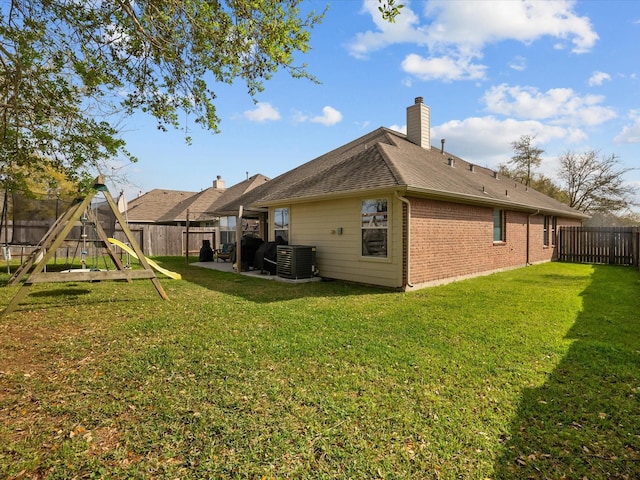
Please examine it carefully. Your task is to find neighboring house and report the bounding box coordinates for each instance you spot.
[213,97,588,290]
[116,188,198,256]
[125,188,198,226]
[119,175,269,255]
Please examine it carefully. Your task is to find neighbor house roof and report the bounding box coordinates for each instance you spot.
[125,189,197,223]
[127,174,272,223]
[158,186,226,223]
[192,174,272,217]
[206,173,270,214]
[213,127,588,219]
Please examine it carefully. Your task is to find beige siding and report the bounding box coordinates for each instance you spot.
[270,195,405,288]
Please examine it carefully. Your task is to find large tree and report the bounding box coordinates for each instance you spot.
[557,149,637,214]
[501,135,638,217]
[1,0,325,194]
[507,134,544,187]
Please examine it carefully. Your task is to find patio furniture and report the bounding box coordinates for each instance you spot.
[216,243,234,262]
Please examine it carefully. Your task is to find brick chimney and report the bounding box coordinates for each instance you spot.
[213,175,226,190]
[406,97,431,149]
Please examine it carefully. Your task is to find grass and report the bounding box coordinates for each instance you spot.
[1,258,639,479]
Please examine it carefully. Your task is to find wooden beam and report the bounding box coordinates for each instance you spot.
[3,177,171,315]
[101,189,168,300]
[28,269,157,283]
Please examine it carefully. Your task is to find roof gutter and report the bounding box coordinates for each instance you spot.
[247,186,587,220]
[395,191,413,288]
[404,186,590,219]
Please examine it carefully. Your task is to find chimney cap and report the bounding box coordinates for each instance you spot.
[414,96,423,104]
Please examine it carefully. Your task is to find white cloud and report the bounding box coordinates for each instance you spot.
[311,106,343,126]
[349,0,598,82]
[388,124,406,134]
[614,110,640,144]
[588,71,611,86]
[401,53,487,82]
[346,0,429,59]
[243,103,281,122]
[431,116,583,170]
[294,106,343,126]
[509,56,527,72]
[422,0,598,54]
[482,84,616,126]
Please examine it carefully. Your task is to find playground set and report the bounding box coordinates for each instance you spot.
[1,176,180,315]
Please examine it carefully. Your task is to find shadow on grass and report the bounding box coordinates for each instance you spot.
[493,265,640,479]
[154,256,387,303]
[29,287,92,298]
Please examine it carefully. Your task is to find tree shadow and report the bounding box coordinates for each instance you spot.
[493,265,640,478]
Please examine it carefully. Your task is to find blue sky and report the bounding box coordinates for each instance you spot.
[113,0,640,207]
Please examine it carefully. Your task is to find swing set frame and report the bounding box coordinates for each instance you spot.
[3,176,168,316]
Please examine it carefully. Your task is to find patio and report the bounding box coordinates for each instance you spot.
[190,259,321,284]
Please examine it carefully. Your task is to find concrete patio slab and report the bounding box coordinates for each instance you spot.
[190,261,321,284]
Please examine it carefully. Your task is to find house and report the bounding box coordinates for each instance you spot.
[212,97,588,290]
[120,174,269,255]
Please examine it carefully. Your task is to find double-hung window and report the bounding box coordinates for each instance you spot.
[362,199,388,257]
[274,207,289,242]
[219,216,236,244]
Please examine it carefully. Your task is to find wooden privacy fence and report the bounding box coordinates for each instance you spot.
[558,226,639,267]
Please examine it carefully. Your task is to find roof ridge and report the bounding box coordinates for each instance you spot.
[375,142,406,185]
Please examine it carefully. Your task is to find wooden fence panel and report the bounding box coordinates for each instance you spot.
[559,226,639,266]
[113,224,216,256]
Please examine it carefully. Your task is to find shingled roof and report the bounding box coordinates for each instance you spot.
[125,189,197,223]
[122,175,271,224]
[158,186,226,223]
[213,127,587,219]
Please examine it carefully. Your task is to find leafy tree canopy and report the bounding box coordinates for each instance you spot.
[1,0,325,194]
[378,0,403,22]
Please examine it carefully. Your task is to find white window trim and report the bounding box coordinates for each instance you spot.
[361,198,390,259]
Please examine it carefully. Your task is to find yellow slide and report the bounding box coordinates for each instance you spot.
[107,238,181,280]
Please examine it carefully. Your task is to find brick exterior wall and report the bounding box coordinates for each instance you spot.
[407,197,582,287]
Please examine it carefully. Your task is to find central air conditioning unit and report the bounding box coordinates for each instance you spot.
[277,245,316,279]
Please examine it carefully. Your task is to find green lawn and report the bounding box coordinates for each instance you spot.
[1,259,639,479]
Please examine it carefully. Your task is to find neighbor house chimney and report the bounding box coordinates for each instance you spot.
[406,97,431,149]
[213,175,226,190]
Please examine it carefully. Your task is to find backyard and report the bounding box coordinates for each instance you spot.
[1,259,639,479]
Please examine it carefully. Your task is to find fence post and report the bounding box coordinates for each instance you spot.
[635,227,639,269]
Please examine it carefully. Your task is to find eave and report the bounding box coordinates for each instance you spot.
[241,185,588,220]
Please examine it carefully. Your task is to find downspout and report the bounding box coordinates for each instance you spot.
[395,192,413,288]
[526,209,540,265]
